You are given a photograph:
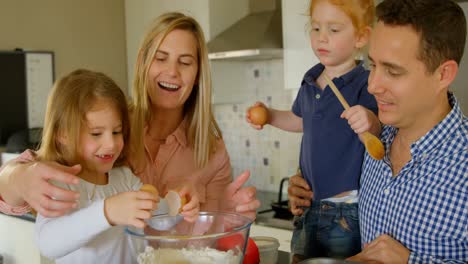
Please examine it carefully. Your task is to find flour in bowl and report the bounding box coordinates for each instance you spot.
[137,246,241,264]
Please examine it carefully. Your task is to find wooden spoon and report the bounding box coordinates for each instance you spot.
[323,75,384,160]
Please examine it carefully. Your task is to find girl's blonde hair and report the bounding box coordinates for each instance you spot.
[129,12,222,171]
[37,69,130,167]
[310,0,375,33]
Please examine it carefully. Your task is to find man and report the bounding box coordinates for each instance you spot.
[289,0,467,263]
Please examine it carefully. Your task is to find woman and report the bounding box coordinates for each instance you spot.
[0,12,259,219]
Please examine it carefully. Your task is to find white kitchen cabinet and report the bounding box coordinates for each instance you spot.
[0,214,54,264]
[250,223,293,253]
[282,0,320,90]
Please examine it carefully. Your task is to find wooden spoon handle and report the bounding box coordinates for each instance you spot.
[323,75,350,110]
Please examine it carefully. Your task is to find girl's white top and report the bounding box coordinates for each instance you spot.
[35,166,144,264]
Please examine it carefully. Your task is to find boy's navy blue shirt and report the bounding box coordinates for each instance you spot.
[292,61,377,200]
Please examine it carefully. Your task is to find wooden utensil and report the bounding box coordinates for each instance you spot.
[323,75,384,160]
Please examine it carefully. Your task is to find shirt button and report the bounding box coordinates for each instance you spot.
[384,189,390,195]
[315,94,321,99]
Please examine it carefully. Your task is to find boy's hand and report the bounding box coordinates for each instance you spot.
[341,105,376,134]
[104,191,158,228]
[246,101,268,130]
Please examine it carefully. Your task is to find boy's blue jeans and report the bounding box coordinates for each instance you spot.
[290,200,361,261]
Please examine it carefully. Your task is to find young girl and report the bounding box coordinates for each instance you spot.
[34,69,199,263]
[246,0,380,262]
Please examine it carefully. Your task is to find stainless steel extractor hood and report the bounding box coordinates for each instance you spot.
[207,0,282,60]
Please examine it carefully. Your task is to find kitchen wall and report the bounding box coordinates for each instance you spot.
[452,2,468,114]
[213,59,302,192]
[0,0,128,92]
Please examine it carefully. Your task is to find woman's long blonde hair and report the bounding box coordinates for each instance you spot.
[37,69,130,167]
[129,12,222,171]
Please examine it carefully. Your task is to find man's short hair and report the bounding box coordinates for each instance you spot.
[376,0,466,73]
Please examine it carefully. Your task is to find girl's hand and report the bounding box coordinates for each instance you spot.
[178,185,199,222]
[104,191,158,228]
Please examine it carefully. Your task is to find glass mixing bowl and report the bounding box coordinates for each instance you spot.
[126,211,254,264]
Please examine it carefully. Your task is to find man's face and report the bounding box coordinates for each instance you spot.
[368,22,441,130]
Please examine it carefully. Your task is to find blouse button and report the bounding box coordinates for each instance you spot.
[315,94,321,99]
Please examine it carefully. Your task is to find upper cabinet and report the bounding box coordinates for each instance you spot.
[281,0,319,90]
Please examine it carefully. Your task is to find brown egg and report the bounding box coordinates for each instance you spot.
[140,184,158,196]
[249,105,268,126]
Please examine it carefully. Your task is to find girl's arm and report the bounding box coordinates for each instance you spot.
[35,191,157,259]
[35,200,110,259]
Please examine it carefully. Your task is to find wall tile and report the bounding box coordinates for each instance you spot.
[214,59,301,192]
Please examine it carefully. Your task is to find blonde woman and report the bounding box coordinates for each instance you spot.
[0,12,259,219]
[127,12,259,213]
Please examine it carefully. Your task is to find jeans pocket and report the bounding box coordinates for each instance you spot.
[293,214,304,229]
[291,214,306,254]
[341,204,359,233]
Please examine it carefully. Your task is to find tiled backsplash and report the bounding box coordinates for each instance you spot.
[214,59,302,192]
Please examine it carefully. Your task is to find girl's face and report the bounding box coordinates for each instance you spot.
[78,99,124,176]
[310,1,365,67]
[147,29,199,112]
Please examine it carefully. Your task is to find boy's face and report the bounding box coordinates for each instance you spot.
[367,22,442,129]
[310,1,366,67]
[78,99,124,176]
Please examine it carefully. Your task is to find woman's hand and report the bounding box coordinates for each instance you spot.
[104,190,158,228]
[178,185,200,222]
[3,160,82,217]
[288,173,313,216]
[223,170,260,220]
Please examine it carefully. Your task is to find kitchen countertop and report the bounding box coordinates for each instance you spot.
[255,190,295,230]
[256,211,294,230]
[278,250,291,264]
[0,211,35,222]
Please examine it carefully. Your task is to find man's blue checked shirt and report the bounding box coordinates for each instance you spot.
[359,93,467,263]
